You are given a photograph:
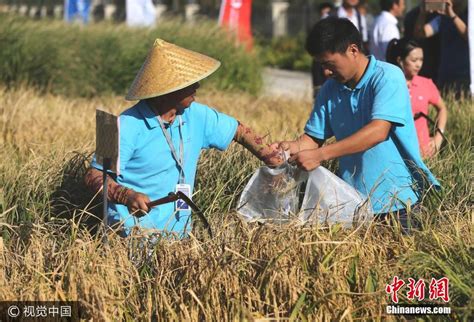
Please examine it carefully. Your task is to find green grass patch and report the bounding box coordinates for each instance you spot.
[0,14,263,97]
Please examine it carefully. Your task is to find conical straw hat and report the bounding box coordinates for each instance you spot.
[125,39,221,100]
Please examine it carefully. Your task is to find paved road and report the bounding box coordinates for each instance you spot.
[262,67,313,102]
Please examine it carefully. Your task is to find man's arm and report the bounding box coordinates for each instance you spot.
[429,97,448,154]
[444,0,468,41]
[84,167,150,214]
[289,120,391,171]
[414,0,467,40]
[233,121,285,167]
[414,8,435,38]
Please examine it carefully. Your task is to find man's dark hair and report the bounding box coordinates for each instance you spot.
[306,17,363,56]
[380,0,400,12]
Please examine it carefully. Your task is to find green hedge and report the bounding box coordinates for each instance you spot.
[258,34,312,71]
[0,14,262,97]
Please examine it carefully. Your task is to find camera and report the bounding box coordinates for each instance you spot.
[424,0,446,12]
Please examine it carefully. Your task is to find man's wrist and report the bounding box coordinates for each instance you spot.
[450,14,457,20]
[318,146,331,163]
[116,185,133,205]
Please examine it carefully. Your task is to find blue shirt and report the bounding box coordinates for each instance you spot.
[429,12,470,84]
[304,56,440,214]
[92,101,238,235]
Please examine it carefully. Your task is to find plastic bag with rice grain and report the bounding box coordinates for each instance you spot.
[237,164,372,227]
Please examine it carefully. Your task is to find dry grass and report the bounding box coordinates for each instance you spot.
[0,86,472,320]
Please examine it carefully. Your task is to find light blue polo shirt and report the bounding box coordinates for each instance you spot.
[92,101,238,235]
[305,56,440,214]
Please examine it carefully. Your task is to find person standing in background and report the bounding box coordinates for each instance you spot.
[386,38,448,158]
[319,2,335,20]
[358,1,375,33]
[336,0,369,51]
[312,0,370,97]
[370,0,406,61]
[414,0,469,94]
[404,2,440,83]
[311,2,336,97]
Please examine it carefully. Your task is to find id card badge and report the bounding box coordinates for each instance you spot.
[175,184,191,211]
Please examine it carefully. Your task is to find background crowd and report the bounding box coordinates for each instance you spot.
[312,0,469,159]
[313,0,469,93]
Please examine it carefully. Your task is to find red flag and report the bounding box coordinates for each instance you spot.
[218,0,253,50]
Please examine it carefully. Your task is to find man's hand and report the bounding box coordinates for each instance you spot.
[262,142,285,167]
[124,190,151,217]
[277,134,323,160]
[440,0,455,17]
[278,141,301,157]
[288,148,325,171]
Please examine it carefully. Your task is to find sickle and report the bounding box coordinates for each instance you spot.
[146,192,213,238]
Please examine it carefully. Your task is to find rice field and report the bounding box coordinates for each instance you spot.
[0,86,473,320]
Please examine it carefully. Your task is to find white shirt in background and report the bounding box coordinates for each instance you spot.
[370,11,400,61]
[337,6,369,42]
[126,0,156,27]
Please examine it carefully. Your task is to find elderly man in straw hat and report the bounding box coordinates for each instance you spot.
[85,39,283,236]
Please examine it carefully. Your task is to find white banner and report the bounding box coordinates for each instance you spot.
[126,0,156,27]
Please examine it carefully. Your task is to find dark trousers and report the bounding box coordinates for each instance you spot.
[375,204,421,235]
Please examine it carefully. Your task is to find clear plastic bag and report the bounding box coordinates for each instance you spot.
[299,167,372,227]
[237,165,372,227]
[237,163,307,223]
